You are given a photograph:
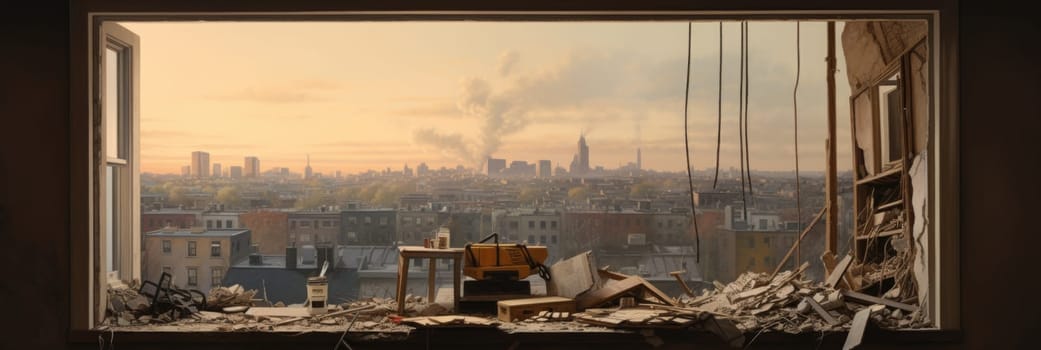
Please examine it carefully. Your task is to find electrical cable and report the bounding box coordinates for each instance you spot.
[743,21,755,206]
[682,22,701,263]
[793,22,803,264]
[712,21,723,189]
[738,21,748,222]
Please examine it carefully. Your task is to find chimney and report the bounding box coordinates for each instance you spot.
[285,246,297,270]
[316,245,335,272]
[248,253,263,266]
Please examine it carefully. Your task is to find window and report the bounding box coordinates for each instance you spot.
[348,216,357,224]
[323,220,331,227]
[211,267,223,287]
[186,267,198,287]
[759,219,768,230]
[74,9,953,338]
[364,216,371,224]
[207,220,213,228]
[528,235,534,244]
[162,240,171,254]
[290,220,296,229]
[551,221,558,229]
[510,221,519,230]
[226,220,233,228]
[300,220,310,227]
[379,217,388,226]
[211,241,221,257]
[745,237,754,249]
[215,220,222,228]
[187,241,197,257]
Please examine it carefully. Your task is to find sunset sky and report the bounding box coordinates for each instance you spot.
[121,21,852,175]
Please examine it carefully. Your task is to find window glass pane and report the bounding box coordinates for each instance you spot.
[105,47,122,159]
[105,165,117,273]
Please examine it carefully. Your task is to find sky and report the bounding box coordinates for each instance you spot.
[120,21,853,175]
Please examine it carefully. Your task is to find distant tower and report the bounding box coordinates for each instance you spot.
[636,148,642,170]
[244,156,260,177]
[191,151,210,178]
[304,154,313,179]
[573,133,590,175]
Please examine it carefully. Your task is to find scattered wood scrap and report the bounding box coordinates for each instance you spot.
[400,315,500,328]
[575,307,698,329]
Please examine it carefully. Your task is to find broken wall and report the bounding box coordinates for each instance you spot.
[841,20,932,321]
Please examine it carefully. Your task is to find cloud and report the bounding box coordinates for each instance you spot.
[203,79,341,104]
[497,50,520,77]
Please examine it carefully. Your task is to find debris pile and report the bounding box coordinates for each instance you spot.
[679,262,928,335]
[206,284,256,310]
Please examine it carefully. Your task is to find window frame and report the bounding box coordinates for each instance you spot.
[69,2,960,345]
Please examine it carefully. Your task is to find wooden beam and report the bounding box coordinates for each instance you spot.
[770,207,826,278]
[825,21,840,267]
[804,296,841,325]
[841,290,919,312]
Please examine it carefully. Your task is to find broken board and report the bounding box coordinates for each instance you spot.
[547,251,598,298]
[244,307,311,318]
[498,296,576,322]
[576,277,645,310]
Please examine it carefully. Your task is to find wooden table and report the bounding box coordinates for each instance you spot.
[396,246,464,314]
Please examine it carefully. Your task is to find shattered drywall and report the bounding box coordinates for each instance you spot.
[842,21,928,92]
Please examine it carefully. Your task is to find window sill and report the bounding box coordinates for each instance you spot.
[69,327,961,348]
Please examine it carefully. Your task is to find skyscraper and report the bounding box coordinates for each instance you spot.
[579,135,589,173]
[636,148,642,171]
[569,134,590,176]
[487,157,506,177]
[229,166,243,178]
[191,151,210,178]
[537,160,552,178]
[244,156,260,178]
[304,155,313,179]
[212,163,222,178]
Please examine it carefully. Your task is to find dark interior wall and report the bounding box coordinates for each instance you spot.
[0,0,1038,349]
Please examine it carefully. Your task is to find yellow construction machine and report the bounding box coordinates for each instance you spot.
[460,233,551,312]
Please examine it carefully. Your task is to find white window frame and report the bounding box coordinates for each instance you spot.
[71,6,958,338]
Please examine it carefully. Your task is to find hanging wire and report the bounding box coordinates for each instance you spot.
[683,22,701,263]
[738,21,748,222]
[793,22,804,265]
[712,21,723,189]
[743,21,755,207]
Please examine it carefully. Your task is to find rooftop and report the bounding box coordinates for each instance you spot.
[145,228,250,237]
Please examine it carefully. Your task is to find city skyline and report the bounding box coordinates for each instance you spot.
[124,21,854,175]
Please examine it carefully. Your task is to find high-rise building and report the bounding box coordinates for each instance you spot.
[487,157,506,176]
[181,165,191,177]
[244,156,260,177]
[537,160,552,178]
[417,162,429,176]
[403,163,413,177]
[212,163,222,178]
[191,151,210,178]
[304,155,313,179]
[636,148,642,171]
[229,166,243,178]
[578,134,590,174]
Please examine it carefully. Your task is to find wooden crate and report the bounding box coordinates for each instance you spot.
[497,296,576,322]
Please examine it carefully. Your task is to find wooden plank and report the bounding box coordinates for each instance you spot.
[596,269,677,306]
[770,207,826,278]
[497,297,576,322]
[826,255,854,288]
[576,277,644,310]
[315,304,376,320]
[427,257,436,303]
[547,251,596,298]
[244,307,310,318]
[843,307,872,350]
[804,297,841,325]
[841,290,918,312]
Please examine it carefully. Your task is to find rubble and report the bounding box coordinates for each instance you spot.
[207,284,256,310]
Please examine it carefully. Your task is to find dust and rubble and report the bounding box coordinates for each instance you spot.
[104,247,927,349]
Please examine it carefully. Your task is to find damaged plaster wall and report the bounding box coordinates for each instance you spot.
[841,20,932,322]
